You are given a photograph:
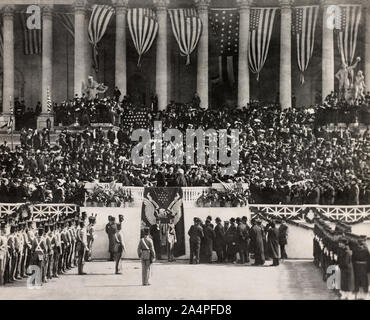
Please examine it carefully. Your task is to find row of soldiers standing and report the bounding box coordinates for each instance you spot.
[0,211,96,286]
[313,218,370,299]
[188,215,288,265]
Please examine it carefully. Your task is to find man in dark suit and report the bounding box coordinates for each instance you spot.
[105,216,117,261]
[188,217,204,264]
[214,217,225,263]
[155,167,166,187]
[203,220,215,264]
[278,220,288,259]
[225,218,237,263]
[149,218,162,260]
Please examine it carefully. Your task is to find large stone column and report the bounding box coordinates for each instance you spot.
[195,0,210,109]
[365,2,370,93]
[85,10,93,78]
[38,5,54,129]
[237,0,252,108]
[1,5,14,131]
[321,0,335,101]
[74,0,87,96]
[154,0,169,110]
[114,0,129,99]
[279,0,293,109]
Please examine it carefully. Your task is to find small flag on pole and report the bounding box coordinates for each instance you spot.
[47,87,52,114]
[9,96,13,116]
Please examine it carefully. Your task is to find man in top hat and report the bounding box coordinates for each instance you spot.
[214,217,225,263]
[86,214,96,261]
[202,219,215,264]
[352,235,370,299]
[188,217,204,264]
[105,216,117,261]
[0,222,7,285]
[150,217,162,260]
[225,218,237,263]
[278,220,289,260]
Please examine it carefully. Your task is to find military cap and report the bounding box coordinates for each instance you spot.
[215,217,221,223]
[230,217,236,223]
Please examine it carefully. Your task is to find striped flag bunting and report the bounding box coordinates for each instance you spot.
[56,12,74,39]
[0,21,3,60]
[292,5,319,84]
[168,8,202,65]
[248,7,277,81]
[209,9,239,85]
[335,4,362,66]
[19,12,42,55]
[47,87,52,114]
[88,5,115,73]
[127,8,159,66]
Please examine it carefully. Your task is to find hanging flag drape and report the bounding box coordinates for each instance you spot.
[127,8,158,66]
[335,5,362,66]
[293,6,319,84]
[56,12,74,39]
[248,8,277,81]
[20,13,42,55]
[209,9,239,85]
[88,5,114,73]
[168,8,202,65]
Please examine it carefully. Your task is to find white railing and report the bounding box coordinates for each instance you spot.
[0,203,79,221]
[249,204,370,223]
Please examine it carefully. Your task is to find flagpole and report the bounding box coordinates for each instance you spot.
[10,96,13,150]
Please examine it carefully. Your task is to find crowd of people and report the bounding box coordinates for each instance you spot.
[313,218,370,300]
[187,215,288,266]
[0,211,96,286]
[1,94,369,206]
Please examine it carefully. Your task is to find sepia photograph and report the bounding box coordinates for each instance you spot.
[0,0,369,306]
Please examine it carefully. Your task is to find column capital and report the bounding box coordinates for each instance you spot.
[279,0,294,9]
[236,0,253,10]
[153,0,170,11]
[42,5,53,19]
[195,0,211,11]
[112,0,129,13]
[2,5,14,19]
[74,0,87,13]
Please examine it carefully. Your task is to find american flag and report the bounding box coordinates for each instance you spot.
[127,8,158,66]
[47,87,52,114]
[168,8,202,65]
[209,9,239,85]
[20,12,42,55]
[88,5,115,72]
[248,8,277,81]
[56,12,74,39]
[121,110,149,130]
[293,6,319,84]
[335,5,362,66]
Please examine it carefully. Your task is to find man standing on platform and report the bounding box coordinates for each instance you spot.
[214,217,225,263]
[225,218,237,264]
[250,219,265,266]
[150,218,162,260]
[188,217,204,264]
[278,220,288,260]
[76,220,89,275]
[86,215,96,262]
[105,216,117,261]
[202,219,215,264]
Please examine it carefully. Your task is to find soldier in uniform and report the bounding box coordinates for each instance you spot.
[188,217,204,264]
[0,222,7,285]
[137,227,156,286]
[214,217,225,263]
[52,222,61,278]
[236,217,249,264]
[46,222,56,280]
[76,219,89,275]
[113,223,125,274]
[86,214,96,261]
[31,225,47,285]
[25,221,36,275]
[60,221,70,273]
[8,224,17,282]
[15,222,25,280]
[337,237,355,300]
[352,236,370,300]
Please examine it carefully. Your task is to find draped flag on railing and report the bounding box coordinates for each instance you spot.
[127,8,159,67]
[335,4,362,66]
[56,12,74,39]
[88,5,114,73]
[292,5,319,84]
[168,8,202,65]
[209,9,239,85]
[248,7,277,81]
[141,187,185,257]
[20,12,42,55]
